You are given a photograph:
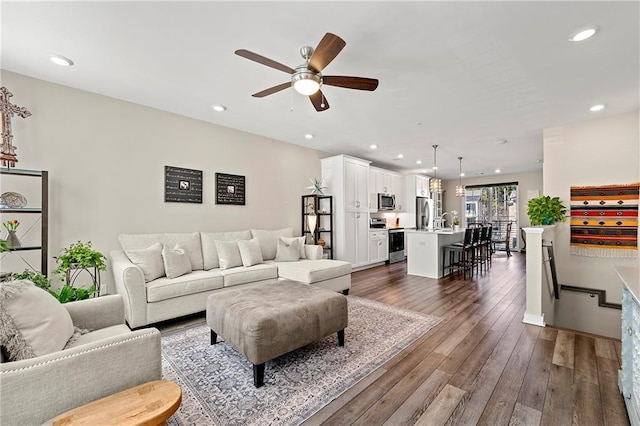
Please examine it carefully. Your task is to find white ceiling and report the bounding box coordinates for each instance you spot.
[2,1,638,179]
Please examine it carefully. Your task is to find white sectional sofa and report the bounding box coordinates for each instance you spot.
[110,228,351,328]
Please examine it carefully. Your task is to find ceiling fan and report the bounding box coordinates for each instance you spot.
[235,33,378,112]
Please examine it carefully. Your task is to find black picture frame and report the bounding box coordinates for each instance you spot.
[215,173,245,205]
[165,166,203,203]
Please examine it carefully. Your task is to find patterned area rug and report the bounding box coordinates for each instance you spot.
[162,296,441,426]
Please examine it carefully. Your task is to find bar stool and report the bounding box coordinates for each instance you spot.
[481,224,493,268]
[442,228,473,279]
[470,227,483,275]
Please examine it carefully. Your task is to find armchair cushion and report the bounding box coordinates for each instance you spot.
[0,280,74,361]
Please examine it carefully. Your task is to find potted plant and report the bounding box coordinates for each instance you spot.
[52,241,107,302]
[11,269,51,291]
[527,195,568,226]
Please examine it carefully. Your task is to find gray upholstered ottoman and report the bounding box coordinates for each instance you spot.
[206,280,348,387]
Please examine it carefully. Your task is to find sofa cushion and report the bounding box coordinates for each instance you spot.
[125,242,165,282]
[201,230,252,270]
[0,280,75,361]
[220,264,278,288]
[281,236,306,259]
[65,324,132,349]
[162,243,192,279]
[215,240,243,270]
[146,270,224,303]
[269,259,352,284]
[250,228,295,261]
[119,233,204,270]
[275,237,301,262]
[238,238,263,267]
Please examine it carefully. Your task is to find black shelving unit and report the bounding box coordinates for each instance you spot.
[0,168,48,276]
[301,195,333,259]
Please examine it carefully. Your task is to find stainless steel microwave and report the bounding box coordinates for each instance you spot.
[377,193,396,210]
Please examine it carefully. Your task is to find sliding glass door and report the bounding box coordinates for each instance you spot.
[464,182,518,249]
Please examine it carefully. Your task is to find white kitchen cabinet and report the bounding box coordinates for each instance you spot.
[616,266,640,426]
[322,155,371,268]
[416,175,430,197]
[391,173,405,212]
[368,230,389,263]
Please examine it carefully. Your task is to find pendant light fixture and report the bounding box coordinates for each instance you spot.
[429,145,442,193]
[456,156,466,197]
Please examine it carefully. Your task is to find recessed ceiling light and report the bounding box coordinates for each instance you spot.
[416,160,422,165]
[496,139,508,145]
[304,133,314,140]
[589,104,605,112]
[370,144,378,149]
[495,168,501,174]
[397,154,404,159]
[536,159,543,163]
[50,55,74,67]
[569,26,598,42]
[460,172,465,177]
[211,104,227,112]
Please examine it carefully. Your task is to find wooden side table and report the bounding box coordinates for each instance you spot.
[51,380,181,426]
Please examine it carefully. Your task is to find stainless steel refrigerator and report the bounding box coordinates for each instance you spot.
[416,196,434,230]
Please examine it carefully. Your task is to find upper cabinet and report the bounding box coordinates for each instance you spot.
[344,158,370,211]
[369,166,405,212]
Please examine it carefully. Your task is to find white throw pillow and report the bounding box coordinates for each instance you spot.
[162,243,193,279]
[0,280,75,361]
[251,228,295,260]
[275,237,301,262]
[237,238,264,267]
[201,230,252,270]
[125,242,165,282]
[280,236,306,259]
[215,240,243,270]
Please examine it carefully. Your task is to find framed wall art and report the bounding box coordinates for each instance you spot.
[215,173,245,205]
[164,166,203,203]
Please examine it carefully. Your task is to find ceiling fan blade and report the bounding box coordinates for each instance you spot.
[252,82,291,98]
[323,76,379,91]
[309,90,330,112]
[235,49,295,74]
[308,33,346,73]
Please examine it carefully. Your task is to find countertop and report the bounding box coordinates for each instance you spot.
[614,265,640,305]
[406,228,466,235]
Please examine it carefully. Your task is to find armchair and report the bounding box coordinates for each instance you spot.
[0,294,161,426]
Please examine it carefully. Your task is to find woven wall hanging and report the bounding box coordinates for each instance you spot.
[570,183,639,258]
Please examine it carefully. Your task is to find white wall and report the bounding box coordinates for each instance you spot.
[442,170,543,250]
[0,71,326,291]
[544,111,640,303]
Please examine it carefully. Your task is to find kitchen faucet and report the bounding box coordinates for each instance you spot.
[438,212,454,228]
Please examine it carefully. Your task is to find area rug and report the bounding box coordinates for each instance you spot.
[161,296,441,426]
[570,183,639,258]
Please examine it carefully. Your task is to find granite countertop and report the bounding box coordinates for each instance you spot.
[614,265,640,305]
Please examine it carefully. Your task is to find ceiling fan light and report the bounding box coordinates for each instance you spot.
[292,71,321,95]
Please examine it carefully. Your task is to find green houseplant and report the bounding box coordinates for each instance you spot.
[527,195,568,226]
[11,269,51,291]
[51,241,107,302]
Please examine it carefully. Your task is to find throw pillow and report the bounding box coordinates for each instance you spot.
[161,243,193,279]
[201,230,252,270]
[250,228,295,261]
[275,237,301,262]
[214,240,243,270]
[237,238,264,267]
[125,242,165,282]
[280,236,306,259]
[0,280,75,361]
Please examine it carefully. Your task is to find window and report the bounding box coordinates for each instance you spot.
[465,182,518,249]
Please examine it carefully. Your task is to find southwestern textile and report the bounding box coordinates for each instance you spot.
[570,183,639,258]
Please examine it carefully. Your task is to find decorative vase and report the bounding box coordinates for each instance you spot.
[6,230,21,248]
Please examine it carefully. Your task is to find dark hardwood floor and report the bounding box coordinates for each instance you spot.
[303,253,629,426]
[159,252,629,425]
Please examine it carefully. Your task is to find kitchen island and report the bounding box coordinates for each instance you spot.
[406,229,465,278]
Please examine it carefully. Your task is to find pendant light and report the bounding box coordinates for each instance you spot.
[455,156,466,197]
[429,145,442,193]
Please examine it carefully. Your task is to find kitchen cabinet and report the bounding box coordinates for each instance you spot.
[391,173,404,212]
[0,168,48,276]
[322,155,371,267]
[368,230,388,263]
[616,266,640,426]
[370,167,404,212]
